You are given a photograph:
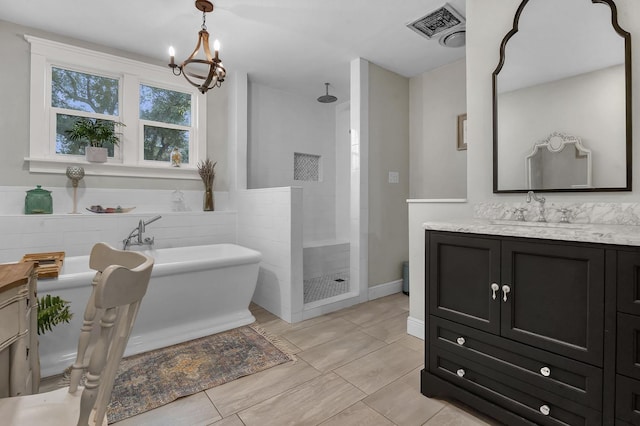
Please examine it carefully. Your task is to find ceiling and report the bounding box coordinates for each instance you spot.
[0,0,466,102]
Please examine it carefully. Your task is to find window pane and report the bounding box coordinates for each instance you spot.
[51,67,119,114]
[55,114,116,157]
[139,85,191,126]
[143,125,189,163]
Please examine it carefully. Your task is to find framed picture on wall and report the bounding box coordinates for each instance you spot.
[457,113,467,151]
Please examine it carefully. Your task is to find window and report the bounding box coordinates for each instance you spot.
[52,67,121,158]
[140,84,191,165]
[26,36,206,179]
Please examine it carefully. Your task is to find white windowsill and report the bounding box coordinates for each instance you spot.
[25,157,200,180]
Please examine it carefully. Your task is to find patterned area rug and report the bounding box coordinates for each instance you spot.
[106,324,294,424]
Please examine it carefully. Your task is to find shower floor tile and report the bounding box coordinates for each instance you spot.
[304,272,350,304]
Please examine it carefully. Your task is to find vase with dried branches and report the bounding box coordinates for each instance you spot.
[197,158,217,211]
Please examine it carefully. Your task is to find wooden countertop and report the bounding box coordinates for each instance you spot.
[0,262,36,292]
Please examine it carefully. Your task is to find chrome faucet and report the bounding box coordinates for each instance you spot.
[123,215,162,250]
[526,191,546,222]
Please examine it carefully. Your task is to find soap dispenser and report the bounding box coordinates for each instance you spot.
[25,185,53,214]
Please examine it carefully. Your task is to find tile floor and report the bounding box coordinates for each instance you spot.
[42,293,499,425]
[303,272,350,303]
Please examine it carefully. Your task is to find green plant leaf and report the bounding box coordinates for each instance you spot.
[37,294,73,335]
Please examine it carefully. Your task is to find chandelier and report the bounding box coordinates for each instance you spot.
[169,0,226,94]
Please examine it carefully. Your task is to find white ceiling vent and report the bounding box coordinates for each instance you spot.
[407,3,465,44]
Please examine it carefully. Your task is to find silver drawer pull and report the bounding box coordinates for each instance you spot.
[491,283,499,300]
[502,284,511,302]
[456,337,466,346]
[539,405,550,416]
[456,369,465,377]
[540,366,551,377]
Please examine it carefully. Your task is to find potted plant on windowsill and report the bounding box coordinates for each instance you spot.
[66,118,125,163]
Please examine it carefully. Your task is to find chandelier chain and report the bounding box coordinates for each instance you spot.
[201,11,207,31]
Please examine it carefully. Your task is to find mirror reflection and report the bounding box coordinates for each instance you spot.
[526,132,592,190]
[493,0,631,192]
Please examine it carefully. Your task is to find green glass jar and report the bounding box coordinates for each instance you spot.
[25,185,53,214]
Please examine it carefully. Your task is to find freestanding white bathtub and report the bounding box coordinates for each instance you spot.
[37,243,262,377]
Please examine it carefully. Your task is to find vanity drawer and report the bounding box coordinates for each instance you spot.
[617,313,640,381]
[0,302,20,349]
[430,316,603,410]
[429,347,602,426]
[616,374,640,425]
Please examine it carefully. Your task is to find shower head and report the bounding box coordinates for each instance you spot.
[317,83,337,103]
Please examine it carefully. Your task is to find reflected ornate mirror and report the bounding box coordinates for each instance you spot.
[525,132,592,189]
[493,0,631,193]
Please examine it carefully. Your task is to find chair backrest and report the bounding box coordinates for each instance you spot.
[70,243,153,426]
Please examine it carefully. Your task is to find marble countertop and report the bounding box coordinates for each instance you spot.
[423,219,640,247]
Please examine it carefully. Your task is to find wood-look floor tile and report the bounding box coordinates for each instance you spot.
[237,373,366,426]
[339,297,408,327]
[364,367,445,425]
[396,334,425,354]
[423,404,499,425]
[319,401,395,426]
[282,317,358,350]
[206,359,321,417]
[250,305,279,323]
[258,317,295,336]
[298,330,386,372]
[112,392,221,426]
[257,311,334,337]
[362,311,410,343]
[208,414,246,426]
[335,343,423,394]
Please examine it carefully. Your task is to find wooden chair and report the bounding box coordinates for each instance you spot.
[0,243,154,425]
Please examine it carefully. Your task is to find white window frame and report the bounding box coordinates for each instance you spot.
[25,35,206,180]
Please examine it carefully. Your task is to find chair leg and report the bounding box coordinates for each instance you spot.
[69,273,100,393]
[77,306,116,426]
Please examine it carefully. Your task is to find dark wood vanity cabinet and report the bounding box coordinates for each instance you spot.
[421,230,638,426]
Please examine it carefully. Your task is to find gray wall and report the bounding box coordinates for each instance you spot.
[368,63,410,287]
[409,59,467,199]
[0,19,228,191]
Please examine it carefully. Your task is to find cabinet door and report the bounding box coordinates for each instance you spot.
[618,250,640,316]
[501,240,605,366]
[429,232,501,334]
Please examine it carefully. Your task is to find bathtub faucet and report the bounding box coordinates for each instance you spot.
[123,215,162,250]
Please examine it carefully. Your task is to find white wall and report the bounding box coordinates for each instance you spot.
[335,102,351,242]
[247,82,337,243]
[407,0,640,339]
[409,59,467,199]
[0,186,235,264]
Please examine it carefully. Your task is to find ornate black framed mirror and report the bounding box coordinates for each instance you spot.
[493,0,631,193]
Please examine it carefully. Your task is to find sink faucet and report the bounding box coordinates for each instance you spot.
[526,191,546,222]
[123,215,162,250]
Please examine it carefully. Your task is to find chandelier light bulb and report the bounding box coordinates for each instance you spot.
[168,46,175,66]
[213,39,220,52]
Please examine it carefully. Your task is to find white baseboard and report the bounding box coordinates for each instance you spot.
[368,279,403,300]
[407,316,424,340]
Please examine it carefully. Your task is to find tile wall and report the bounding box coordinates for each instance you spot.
[236,187,303,323]
[0,186,234,263]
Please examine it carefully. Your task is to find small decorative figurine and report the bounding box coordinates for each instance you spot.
[171,147,182,167]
